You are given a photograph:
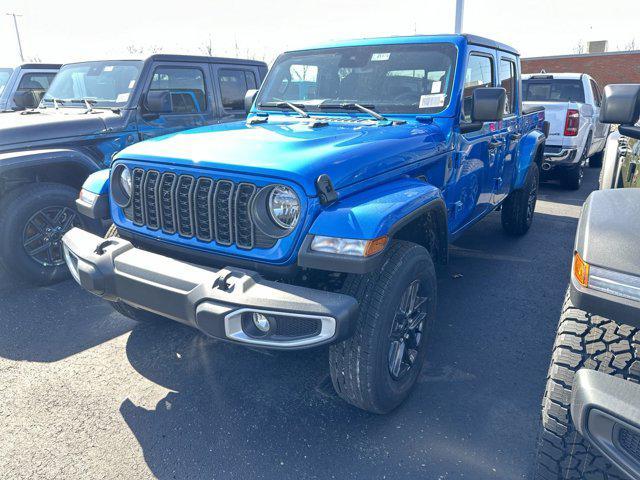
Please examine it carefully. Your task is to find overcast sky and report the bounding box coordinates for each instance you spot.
[1,0,638,66]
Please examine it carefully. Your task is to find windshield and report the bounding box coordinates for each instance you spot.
[256,43,457,115]
[522,79,585,103]
[0,68,13,95]
[42,60,143,108]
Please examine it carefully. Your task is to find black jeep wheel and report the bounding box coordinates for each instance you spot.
[0,183,95,285]
[534,290,639,479]
[329,240,437,414]
[103,225,168,324]
[501,162,539,236]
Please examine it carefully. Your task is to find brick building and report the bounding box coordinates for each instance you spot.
[522,50,640,88]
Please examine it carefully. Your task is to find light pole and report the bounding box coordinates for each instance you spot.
[6,13,24,62]
[454,0,464,34]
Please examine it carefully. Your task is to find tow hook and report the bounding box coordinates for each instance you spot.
[541,162,551,171]
[212,269,234,292]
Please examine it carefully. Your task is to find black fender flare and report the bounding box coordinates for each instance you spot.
[0,148,101,177]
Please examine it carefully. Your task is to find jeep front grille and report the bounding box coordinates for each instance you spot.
[126,168,276,250]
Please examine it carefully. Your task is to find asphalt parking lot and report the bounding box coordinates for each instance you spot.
[0,169,596,480]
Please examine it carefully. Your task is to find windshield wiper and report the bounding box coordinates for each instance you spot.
[258,101,309,118]
[43,97,65,109]
[318,102,387,121]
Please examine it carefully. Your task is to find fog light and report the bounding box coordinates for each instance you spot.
[252,312,271,333]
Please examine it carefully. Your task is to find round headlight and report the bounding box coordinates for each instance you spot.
[268,185,300,230]
[120,167,132,197]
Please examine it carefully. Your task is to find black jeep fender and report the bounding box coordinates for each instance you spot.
[0,148,101,195]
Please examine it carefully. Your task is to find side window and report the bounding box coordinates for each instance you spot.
[218,69,256,111]
[590,79,602,106]
[499,59,516,115]
[463,54,494,120]
[17,72,56,92]
[150,67,207,114]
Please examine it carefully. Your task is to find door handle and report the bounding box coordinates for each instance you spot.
[509,133,522,141]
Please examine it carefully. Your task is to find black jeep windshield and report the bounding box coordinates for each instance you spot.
[0,68,13,95]
[256,43,457,115]
[42,60,143,108]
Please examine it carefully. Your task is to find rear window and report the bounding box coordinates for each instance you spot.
[522,79,585,103]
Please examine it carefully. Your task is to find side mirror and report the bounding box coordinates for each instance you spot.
[244,89,258,114]
[460,87,506,133]
[600,84,640,140]
[144,90,173,114]
[600,84,640,125]
[13,90,38,109]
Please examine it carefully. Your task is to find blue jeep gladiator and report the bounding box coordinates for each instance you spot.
[0,55,267,285]
[62,34,546,413]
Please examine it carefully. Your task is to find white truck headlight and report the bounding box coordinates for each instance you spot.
[268,185,300,229]
[310,235,387,257]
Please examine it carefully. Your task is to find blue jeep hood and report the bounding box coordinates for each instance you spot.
[117,118,444,195]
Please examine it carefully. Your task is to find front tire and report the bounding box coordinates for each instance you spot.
[0,183,89,285]
[501,162,539,236]
[329,241,437,414]
[534,290,639,479]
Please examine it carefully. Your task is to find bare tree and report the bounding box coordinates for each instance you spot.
[623,38,637,51]
[573,41,586,54]
[26,55,41,62]
[200,36,214,56]
[126,44,163,56]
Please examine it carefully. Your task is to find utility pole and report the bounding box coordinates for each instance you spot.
[454,0,464,34]
[6,13,24,62]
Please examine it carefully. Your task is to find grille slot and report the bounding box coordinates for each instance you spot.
[128,167,275,250]
[143,170,160,230]
[194,177,214,241]
[132,168,145,225]
[159,173,177,234]
[175,175,195,237]
[214,180,234,246]
[235,183,256,249]
[620,427,640,462]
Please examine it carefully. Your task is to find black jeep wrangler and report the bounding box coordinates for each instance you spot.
[0,54,267,284]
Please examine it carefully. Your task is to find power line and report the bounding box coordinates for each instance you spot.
[5,12,24,62]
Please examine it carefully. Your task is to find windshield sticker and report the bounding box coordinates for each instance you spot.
[116,93,130,103]
[371,53,390,61]
[128,80,136,89]
[419,94,446,109]
[103,66,114,72]
[431,80,442,93]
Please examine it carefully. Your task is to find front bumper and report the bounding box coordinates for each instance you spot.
[62,228,358,349]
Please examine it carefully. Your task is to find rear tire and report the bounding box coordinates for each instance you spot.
[0,183,97,285]
[589,149,604,168]
[329,241,437,414]
[533,290,639,479]
[103,225,167,324]
[562,164,583,190]
[501,163,539,236]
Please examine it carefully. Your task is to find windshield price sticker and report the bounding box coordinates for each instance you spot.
[431,80,442,93]
[103,66,114,72]
[116,93,130,103]
[419,94,446,109]
[371,53,390,61]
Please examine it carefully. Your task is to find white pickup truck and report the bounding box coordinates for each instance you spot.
[522,73,609,190]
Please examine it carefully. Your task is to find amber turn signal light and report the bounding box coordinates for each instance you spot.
[573,251,589,288]
[364,236,388,257]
